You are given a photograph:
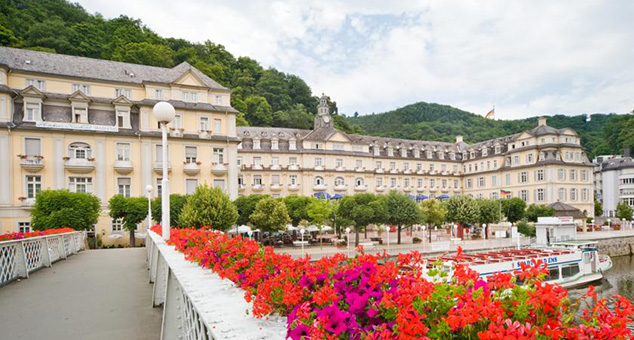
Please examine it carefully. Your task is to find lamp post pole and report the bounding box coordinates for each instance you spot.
[300,229,305,256]
[146,185,153,230]
[346,227,351,258]
[153,102,176,241]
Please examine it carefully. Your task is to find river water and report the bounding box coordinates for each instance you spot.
[567,255,634,306]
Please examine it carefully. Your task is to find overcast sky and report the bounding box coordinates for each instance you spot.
[76,0,634,119]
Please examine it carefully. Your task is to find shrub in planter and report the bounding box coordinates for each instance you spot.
[412,236,422,244]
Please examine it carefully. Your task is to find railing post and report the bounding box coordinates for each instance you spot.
[152,252,168,307]
[59,235,67,260]
[150,242,159,283]
[160,269,182,340]
[41,237,51,268]
[15,241,29,280]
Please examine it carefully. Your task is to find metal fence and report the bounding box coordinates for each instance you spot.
[146,231,285,340]
[0,232,86,287]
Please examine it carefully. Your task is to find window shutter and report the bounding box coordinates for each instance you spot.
[25,138,40,156]
[185,147,197,158]
[118,178,131,186]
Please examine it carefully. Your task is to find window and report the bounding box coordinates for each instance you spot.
[375,161,382,170]
[157,178,163,196]
[536,188,545,202]
[429,164,435,171]
[491,175,497,186]
[18,221,31,233]
[513,156,520,165]
[171,115,182,129]
[213,148,224,164]
[401,148,407,157]
[116,110,130,128]
[237,156,243,166]
[527,154,534,163]
[519,171,528,183]
[253,157,261,166]
[416,163,423,171]
[387,148,394,157]
[271,139,279,150]
[570,188,578,201]
[182,91,197,102]
[253,139,261,150]
[72,83,90,94]
[581,170,588,181]
[482,148,488,157]
[582,188,589,202]
[289,157,297,166]
[289,139,297,150]
[336,159,344,168]
[390,178,397,187]
[69,177,92,193]
[404,178,411,188]
[26,175,41,199]
[111,218,124,232]
[505,174,511,185]
[115,88,131,97]
[118,177,131,197]
[315,158,323,167]
[333,144,344,151]
[454,180,459,188]
[570,170,577,181]
[478,177,485,188]
[155,144,169,163]
[186,179,198,194]
[26,79,45,91]
[495,145,501,154]
[69,142,92,159]
[427,150,433,159]
[441,179,447,188]
[536,169,545,181]
[250,175,262,187]
[466,179,473,189]
[271,157,279,167]
[418,179,424,188]
[561,264,580,278]
[404,162,410,171]
[213,179,225,192]
[390,162,396,170]
[314,176,324,186]
[214,119,222,134]
[313,143,321,150]
[154,89,163,99]
[335,177,345,186]
[355,177,364,186]
[519,190,528,202]
[430,179,436,188]
[215,95,222,104]
[24,138,41,158]
[289,175,298,186]
[558,169,566,181]
[199,117,210,131]
[73,107,87,123]
[185,146,197,163]
[491,192,499,200]
[376,177,383,187]
[24,103,40,122]
[558,188,567,201]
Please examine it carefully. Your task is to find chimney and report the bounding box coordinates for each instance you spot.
[625,148,631,158]
[537,117,547,126]
[456,135,463,143]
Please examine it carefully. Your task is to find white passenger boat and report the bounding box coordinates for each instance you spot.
[416,241,611,289]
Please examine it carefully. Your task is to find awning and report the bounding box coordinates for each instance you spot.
[416,195,429,200]
[331,194,343,200]
[436,194,449,199]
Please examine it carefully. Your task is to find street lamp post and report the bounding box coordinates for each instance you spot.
[153,102,176,241]
[300,229,305,256]
[345,227,351,258]
[386,225,390,255]
[146,185,153,230]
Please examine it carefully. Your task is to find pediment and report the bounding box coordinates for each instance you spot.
[515,131,533,140]
[69,90,91,102]
[20,85,45,98]
[112,95,133,106]
[327,131,351,143]
[172,69,207,88]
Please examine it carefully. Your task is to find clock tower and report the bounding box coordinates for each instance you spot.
[314,93,334,129]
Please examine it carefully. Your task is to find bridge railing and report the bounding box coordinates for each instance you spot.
[0,231,86,287]
[146,230,285,340]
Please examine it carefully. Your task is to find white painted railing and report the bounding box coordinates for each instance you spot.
[0,232,86,287]
[146,230,286,340]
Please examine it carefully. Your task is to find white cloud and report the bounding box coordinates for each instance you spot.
[77,0,634,119]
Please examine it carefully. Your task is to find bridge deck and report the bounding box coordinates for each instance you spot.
[0,248,161,340]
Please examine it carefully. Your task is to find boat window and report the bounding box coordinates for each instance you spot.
[547,267,560,281]
[561,264,580,278]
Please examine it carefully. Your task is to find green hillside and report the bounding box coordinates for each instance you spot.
[347,102,634,158]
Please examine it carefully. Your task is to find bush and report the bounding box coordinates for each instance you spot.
[412,237,422,244]
[525,204,556,222]
[517,219,536,237]
[31,190,100,231]
[178,185,238,231]
[151,194,188,227]
[249,196,291,232]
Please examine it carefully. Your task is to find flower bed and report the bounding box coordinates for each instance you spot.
[0,227,76,241]
[151,225,633,339]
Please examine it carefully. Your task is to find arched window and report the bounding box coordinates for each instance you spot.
[314,176,324,186]
[355,177,364,186]
[69,142,91,159]
[335,177,345,186]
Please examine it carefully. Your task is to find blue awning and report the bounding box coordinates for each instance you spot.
[416,195,429,201]
[436,194,449,199]
[408,194,416,199]
[313,192,328,199]
[331,194,343,200]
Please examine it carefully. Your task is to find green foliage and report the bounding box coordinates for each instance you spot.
[151,194,188,227]
[249,196,291,232]
[476,199,501,224]
[233,194,267,225]
[337,193,385,245]
[500,198,527,223]
[379,191,421,244]
[283,195,314,226]
[524,204,556,223]
[517,219,536,237]
[178,185,237,231]
[108,195,148,246]
[111,42,174,67]
[445,196,480,225]
[31,189,100,231]
[594,197,603,217]
[616,202,634,221]
[306,199,332,227]
[419,199,447,227]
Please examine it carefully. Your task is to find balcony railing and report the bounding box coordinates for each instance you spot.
[288,184,300,191]
[146,231,285,340]
[183,162,201,176]
[211,163,228,175]
[64,158,95,173]
[169,128,184,138]
[0,231,85,287]
[114,160,133,174]
[19,155,44,172]
[153,161,172,175]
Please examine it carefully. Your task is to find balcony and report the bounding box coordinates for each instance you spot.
[354,185,367,192]
[198,130,212,139]
[64,158,95,174]
[288,164,299,171]
[183,162,201,176]
[403,186,413,192]
[153,161,172,175]
[211,163,228,176]
[376,186,386,192]
[252,184,264,191]
[114,160,133,174]
[403,169,412,174]
[252,164,263,170]
[334,184,348,192]
[19,155,44,172]
[314,165,324,171]
[355,167,365,172]
[19,197,36,209]
[169,128,184,138]
[429,186,438,192]
[454,187,461,192]
[375,168,384,174]
[270,164,281,171]
[416,187,426,193]
[288,184,300,191]
[416,170,426,175]
[335,166,345,172]
[270,184,282,191]
[442,186,450,192]
[389,169,399,174]
[313,183,327,191]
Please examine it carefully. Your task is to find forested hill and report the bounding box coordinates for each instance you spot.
[346,102,634,159]
[0,0,361,133]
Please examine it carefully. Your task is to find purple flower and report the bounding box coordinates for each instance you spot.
[298,275,313,288]
[346,292,369,315]
[288,323,310,340]
[318,305,351,335]
[367,307,381,318]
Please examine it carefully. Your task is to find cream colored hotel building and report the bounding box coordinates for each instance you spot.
[0,47,594,245]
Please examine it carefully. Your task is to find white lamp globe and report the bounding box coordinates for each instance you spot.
[153,101,176,123]
[300,229,305,235]
[345,227,350,233]
[145,184,153,193]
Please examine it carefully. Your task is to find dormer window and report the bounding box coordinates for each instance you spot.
[271,139,279,150]
[182,91,197,102]
[373,146,380,156]
[400,148,407,157]
[115,88,131,98]
[25,79,45,91]
[24,103,41,122]
[482,148,488,157]
[289,139,297,150]
[154,89,163,100]
[214,95,222,104]
[199,117,210,131]
[462,152,468,160]
[313,143,321,149]
[449,152,455,160]
[494,145,501,154]
[387,147,394,157]
[413,149,420,158]
[438,151,444,160]
[470,151,475,159]
[72,84,90,94]
[72,106,88,124]
[116,110,131,129]
[253,138,261,150]
[426,150,432,158]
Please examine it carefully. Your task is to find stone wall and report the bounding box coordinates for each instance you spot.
[595,236,634,257]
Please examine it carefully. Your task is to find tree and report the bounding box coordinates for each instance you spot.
[420,199,447,242]
[500,198,527,223]
[476,199,501,225]
[594,198,603,217]
[616,202,634,221]
[178,185,238,231]
[284,196,313,226]
[108,195,148,247]
[31,190,100,231]
[243,95,273,126]
[336,194,383,246]
[525,204,556,223]
[380,191,421,244]
[445,196,480,225]
[233,194,267,226]
[249,196,291,232]
[111,42,174,67]
[151,194,188,227]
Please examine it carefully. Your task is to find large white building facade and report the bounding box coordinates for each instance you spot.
[594,153,634,217]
